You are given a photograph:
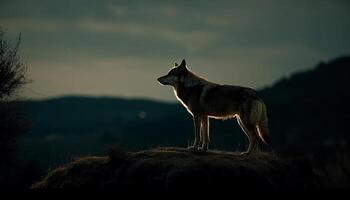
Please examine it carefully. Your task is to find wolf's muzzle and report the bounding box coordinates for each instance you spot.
[157,76,169,85]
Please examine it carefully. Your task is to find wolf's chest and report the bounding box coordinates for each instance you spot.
[174,85,204,113]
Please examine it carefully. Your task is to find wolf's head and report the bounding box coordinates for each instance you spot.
[157,59,188,86]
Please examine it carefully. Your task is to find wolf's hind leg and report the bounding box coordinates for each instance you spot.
[237,116,257,155]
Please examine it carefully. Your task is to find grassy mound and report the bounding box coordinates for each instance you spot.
[32,147,321,190]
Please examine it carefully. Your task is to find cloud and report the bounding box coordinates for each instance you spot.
[76,18,218,53]
[0,18,66,32]
[0,13,219,54]
[109,5,179,18]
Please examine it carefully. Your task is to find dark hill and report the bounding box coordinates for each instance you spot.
[31,147,316,189]
[21,96,184,136]
[260,56,350,147]
[33,146,350,189]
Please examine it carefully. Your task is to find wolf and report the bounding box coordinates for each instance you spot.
[157,59,270,155]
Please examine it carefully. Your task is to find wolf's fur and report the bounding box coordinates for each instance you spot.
[157,59,270,154]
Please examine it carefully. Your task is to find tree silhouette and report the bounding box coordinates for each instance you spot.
[0,28,26,100]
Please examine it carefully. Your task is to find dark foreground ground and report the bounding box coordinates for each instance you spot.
[32,146,350,189]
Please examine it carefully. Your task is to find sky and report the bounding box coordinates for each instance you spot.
[0,0,349,102]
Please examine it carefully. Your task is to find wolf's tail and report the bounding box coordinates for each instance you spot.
[251,99,271,145]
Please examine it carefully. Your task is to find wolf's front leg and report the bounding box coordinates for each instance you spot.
[188,114,202,150]
[198,116,209,151]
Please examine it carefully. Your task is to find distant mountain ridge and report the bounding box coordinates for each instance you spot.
[18,55,350,169]
[22,96,183,136]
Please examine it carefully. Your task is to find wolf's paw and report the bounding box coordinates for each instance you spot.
[240,151,251,156]
[187,146,199,151]
[197,146,208,151]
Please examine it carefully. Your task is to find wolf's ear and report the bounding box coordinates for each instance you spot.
[174,62,179,67]
[180,59,186,67]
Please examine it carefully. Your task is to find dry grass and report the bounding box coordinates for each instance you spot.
[33,147,315,190]
[33,145,350,189]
